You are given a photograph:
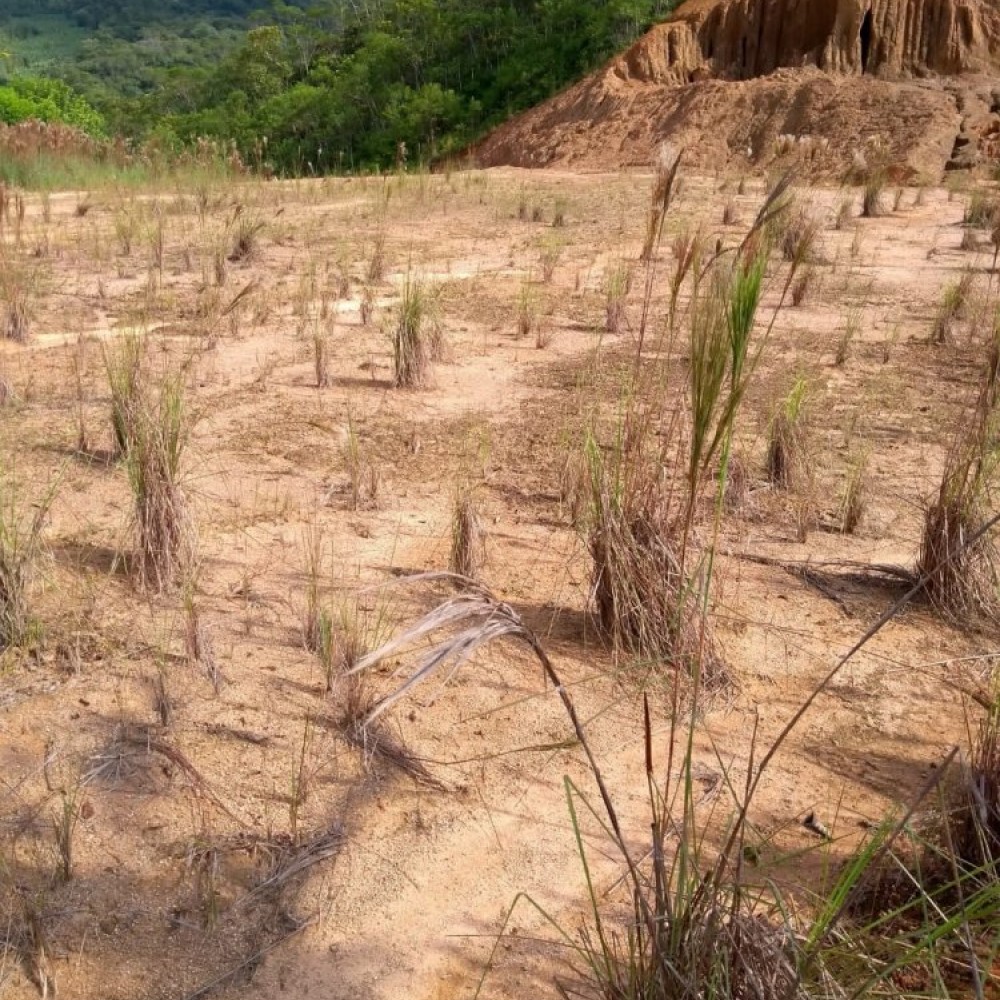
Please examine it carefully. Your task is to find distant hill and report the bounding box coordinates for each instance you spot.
[0,1,682,172]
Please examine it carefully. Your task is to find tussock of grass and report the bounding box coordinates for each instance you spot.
[449,490,486,582]
[392,275,433,388]
[604,262,631,335]
[781,208,820,264]
[766,378,808,490]
[104,336,194,592]
[0,466,53,650]
[840,447,870,534]
[965,189,1000,229]
[932,270,975,345]
[917,337,1000,622]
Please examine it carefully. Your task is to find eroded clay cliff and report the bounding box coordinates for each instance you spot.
[619,0,1000,85]
[475,0,1000,179]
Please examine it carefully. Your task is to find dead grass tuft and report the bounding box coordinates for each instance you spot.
[917,339,1000,622]
[449,490,486,582]
[766,378,808,490]
[392,274,432,388]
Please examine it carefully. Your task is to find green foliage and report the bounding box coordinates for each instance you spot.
[0,76,105,134]
[1,0,683,173]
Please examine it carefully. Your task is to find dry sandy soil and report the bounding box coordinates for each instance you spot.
[0,166,997,1000]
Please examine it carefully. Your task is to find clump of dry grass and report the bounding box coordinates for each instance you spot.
[766,378,808,490]
[105,330,142,455]
[552,197,567,227]
[965,189,1000,229]
[932,270,975,345]
[227,212,264,263]
[104,338,194,592]
[960,227,981,252]
[840,447,870,534]
[392,274,431,388]
[516,280,538,339]
[604,261,632,334]
[834,197,855,230]
[791,265,815,307]
[0,466,53,649]
[835,304,863,366]
[539,239,563,283]
[360,283,376,326]
[184,583,221,692]
[449,489,486,582]
[312,324,330,388]
[948,692,1000,874]
[917,335,1000,622]
[367,228,387,282]
[0,253,32,343]
[640,142,682,262]
[721,199,737,225]
[723,451,756,518]
[781,208,820,264]
[342,412,380,511]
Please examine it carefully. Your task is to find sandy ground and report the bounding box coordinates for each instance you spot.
[0,167,996,1000]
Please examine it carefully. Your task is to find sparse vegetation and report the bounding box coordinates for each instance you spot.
[3,143,1000,1000]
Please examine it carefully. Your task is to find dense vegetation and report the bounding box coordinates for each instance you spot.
[0,0,681,172]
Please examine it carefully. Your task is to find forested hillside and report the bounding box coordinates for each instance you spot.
[0,0,680,171]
